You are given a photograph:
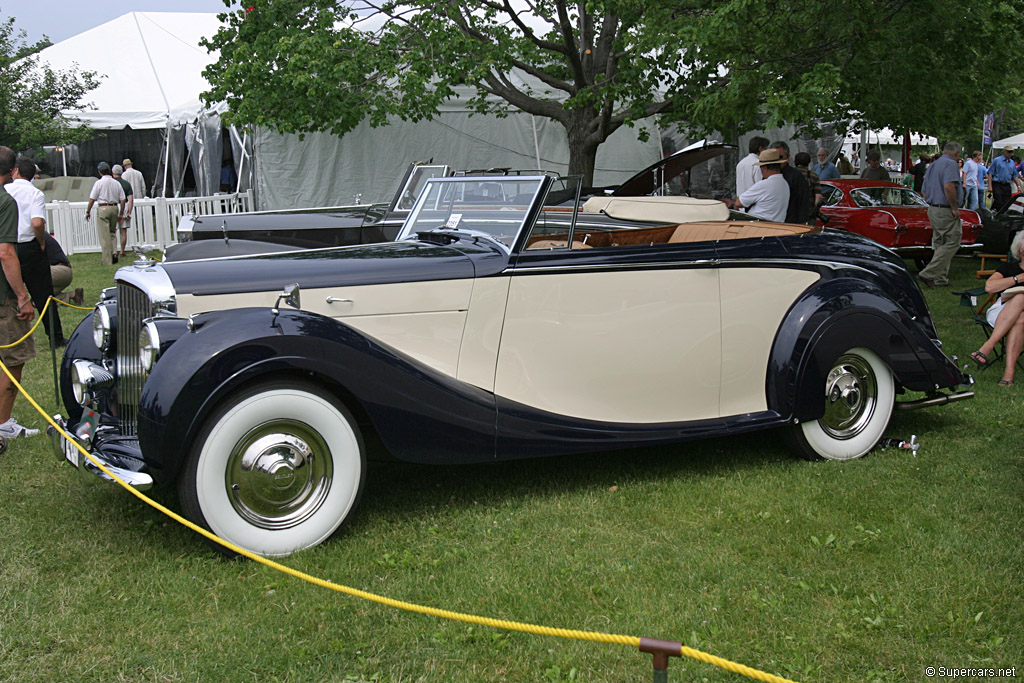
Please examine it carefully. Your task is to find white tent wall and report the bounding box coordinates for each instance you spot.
[253,111,662,209]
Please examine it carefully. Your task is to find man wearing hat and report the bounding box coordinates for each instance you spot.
[987,145,1022,212]
[121,158,146,201]
[84,162,126,265]
[731,148,791,222]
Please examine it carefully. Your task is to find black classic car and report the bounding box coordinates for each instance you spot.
[166,162,452,261]
[54,172,973,557]
[978,192,1024,255]
[166,141,741,261]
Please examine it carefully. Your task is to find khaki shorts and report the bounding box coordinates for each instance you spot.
[0,296,36,367]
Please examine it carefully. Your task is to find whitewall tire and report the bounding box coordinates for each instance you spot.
[791,347,895,461]
[179,380,365,557]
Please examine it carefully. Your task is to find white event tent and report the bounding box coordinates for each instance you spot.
[37,12,661,209]
[992,132,1024,149]
[35,12,237,198]
[41,12,222,130]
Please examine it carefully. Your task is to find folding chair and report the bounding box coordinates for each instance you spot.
[953,286,1024,373]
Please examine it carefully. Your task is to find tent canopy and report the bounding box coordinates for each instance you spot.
[992,132,1024,149]
[35,12,223,129]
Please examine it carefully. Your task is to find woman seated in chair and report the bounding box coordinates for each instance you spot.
[970,231,1024,386]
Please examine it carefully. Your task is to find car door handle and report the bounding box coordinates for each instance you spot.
[325,297,353,304]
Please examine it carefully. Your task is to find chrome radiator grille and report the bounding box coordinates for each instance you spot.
[116,282,156,435]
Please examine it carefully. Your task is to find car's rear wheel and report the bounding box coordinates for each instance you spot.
[178,380,364,557]
[790,347,895,461]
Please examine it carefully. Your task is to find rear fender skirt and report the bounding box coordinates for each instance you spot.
[136,308,497,482]
[769,281,968,422]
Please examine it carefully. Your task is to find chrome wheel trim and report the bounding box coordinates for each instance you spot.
[225,420,333,530]
[820,354,877,440]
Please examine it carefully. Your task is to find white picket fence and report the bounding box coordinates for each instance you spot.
[46,190,254,255]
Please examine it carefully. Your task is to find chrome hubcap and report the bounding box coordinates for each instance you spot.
[225,420,332,529]
[821,355,877,440]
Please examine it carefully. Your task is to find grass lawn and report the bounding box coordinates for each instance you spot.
[0,252,1021,683]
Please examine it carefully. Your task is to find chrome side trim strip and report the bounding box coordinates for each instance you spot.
[513,258,873,275]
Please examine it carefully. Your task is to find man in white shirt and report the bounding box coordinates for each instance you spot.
[962,151,981,211]
[121,158,146,199]
[736,136,769,200]
[8,157,63,345]
[84,162,126,265]
[733,149,791,222]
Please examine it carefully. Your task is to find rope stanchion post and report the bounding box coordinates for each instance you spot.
[640,637,682,683]
[47,300,59,408]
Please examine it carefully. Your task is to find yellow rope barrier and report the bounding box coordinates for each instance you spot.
[0,296,93,349]
[0,320,800,683]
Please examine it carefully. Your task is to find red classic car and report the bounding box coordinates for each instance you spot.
[818,179,983,268]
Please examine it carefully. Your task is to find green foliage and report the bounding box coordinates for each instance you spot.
[202,1,1024,182]
[0,14,99,154]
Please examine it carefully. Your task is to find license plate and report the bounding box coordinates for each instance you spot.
[62,434,80,468]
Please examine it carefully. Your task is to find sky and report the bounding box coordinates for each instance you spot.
[5,0,234,46]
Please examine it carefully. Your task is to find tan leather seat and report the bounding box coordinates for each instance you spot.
[668,221,819,243]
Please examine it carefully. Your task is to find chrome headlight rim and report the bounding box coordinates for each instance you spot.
[92,305,113,351]
[71,359,114,406]
[139,320,161,372]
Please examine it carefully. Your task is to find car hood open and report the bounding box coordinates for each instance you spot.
[612,140,735,197]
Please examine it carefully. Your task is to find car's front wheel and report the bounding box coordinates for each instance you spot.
[178,380,365,557]
[790,347,895,461]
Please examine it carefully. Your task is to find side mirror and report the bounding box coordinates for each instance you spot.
[271,283,301,324]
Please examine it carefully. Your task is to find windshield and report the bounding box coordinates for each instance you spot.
[398,176,547,248]
[850,187,928,208]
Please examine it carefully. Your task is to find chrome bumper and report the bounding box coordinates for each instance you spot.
[47,415,153,491]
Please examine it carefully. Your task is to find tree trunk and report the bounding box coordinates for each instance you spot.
[564,109,600,187]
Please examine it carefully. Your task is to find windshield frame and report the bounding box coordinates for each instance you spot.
[397,175,554,251]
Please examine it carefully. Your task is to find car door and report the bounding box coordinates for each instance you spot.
[492,245,723,425]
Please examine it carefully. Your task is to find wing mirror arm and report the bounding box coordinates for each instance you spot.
[271,283,301,325]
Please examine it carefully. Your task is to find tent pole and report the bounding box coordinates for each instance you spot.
[235,128,248,194]
[162,121,171,197]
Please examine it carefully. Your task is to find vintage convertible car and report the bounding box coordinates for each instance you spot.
[52,172,973,557]
[166,141,739,261]
[817,180,983,268]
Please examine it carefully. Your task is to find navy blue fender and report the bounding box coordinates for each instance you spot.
[136,308,497,483]
[769,276,968,421]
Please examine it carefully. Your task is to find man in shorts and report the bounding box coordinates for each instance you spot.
[0,146,39,440]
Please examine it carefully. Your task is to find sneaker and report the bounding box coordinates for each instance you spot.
[0,419,40,438]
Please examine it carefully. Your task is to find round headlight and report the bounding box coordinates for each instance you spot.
[92,305,112,350]
[139,321,161,372]
[70,360,114,406]
[71,362,87,405]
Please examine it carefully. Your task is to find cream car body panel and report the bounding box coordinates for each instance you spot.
[175,279,473,320]
[456,276,512,392]
[494,267,722,423]
[176,280,475,376]
[718,268,820,416]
